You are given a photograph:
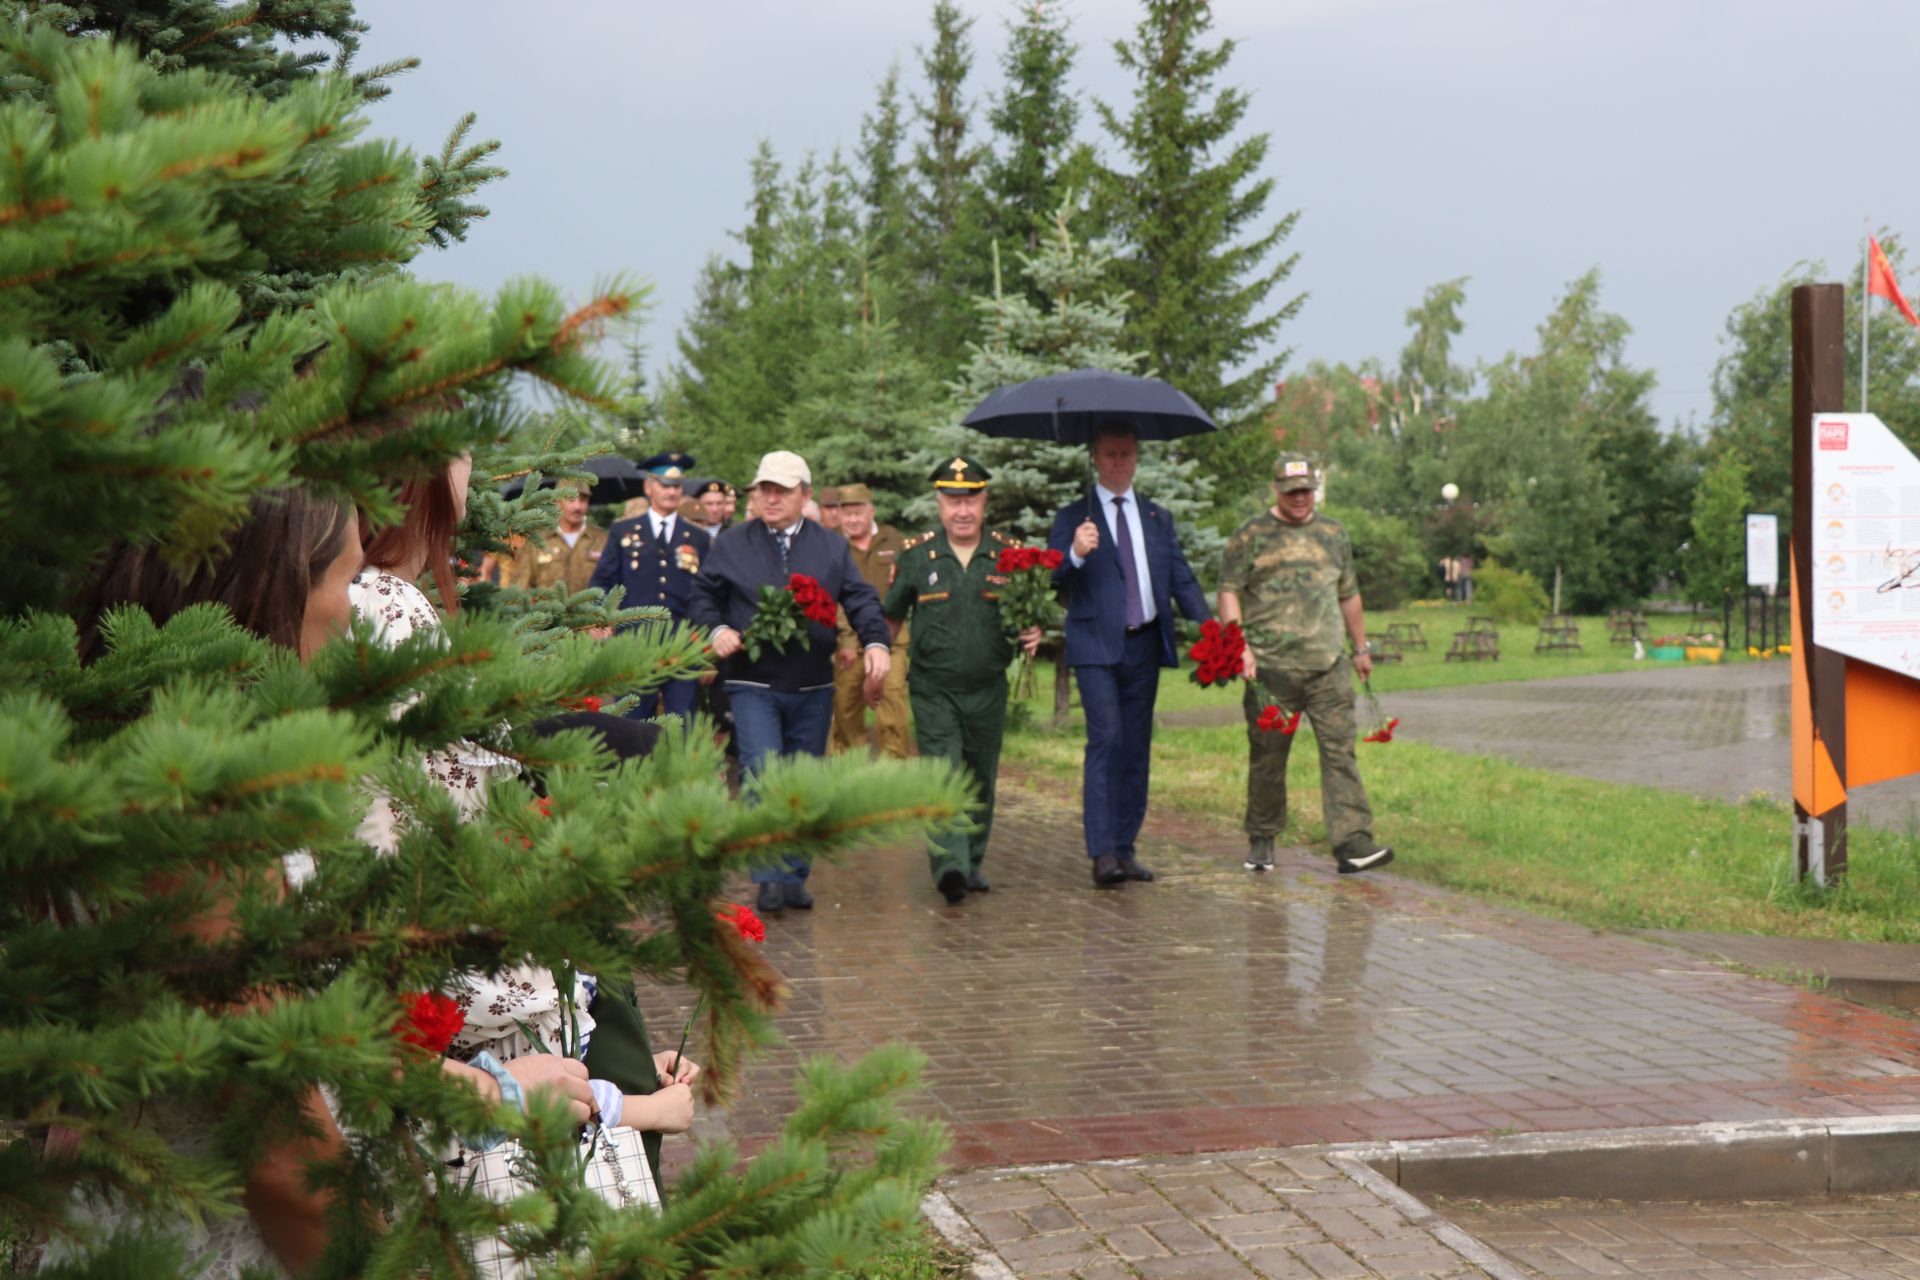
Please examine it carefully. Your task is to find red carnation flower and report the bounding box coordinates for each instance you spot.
[1256,706,1302,735]
[561,695,603,714]
[715,902,767,943]
[397,992,465,1055]
[787,573,839,628]
[1363,717,1400,744]
[1186,620,1247,688]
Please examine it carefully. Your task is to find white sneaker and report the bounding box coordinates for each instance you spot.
[1336,846,1394,875]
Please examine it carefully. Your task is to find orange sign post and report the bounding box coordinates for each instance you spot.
[1789,284,1920,883]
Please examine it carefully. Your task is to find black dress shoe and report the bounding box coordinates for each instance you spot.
[783,883,815,909]
[1115,856,1155,882]
[1091,854,1125,887]
[756,883,785,914]
[938,870,968,904]
[965,872,990,893]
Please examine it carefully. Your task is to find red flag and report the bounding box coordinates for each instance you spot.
[1868,235,1919,326]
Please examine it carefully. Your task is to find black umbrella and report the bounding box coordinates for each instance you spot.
[500,455,649,504]
[960,368,1218,444]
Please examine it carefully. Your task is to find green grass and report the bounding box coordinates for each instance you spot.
[1002,718,1920,944]
[854,1230,972,1279]
[1013,606,1780,728]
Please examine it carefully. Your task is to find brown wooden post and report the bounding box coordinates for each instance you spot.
[1790,283,1847,881]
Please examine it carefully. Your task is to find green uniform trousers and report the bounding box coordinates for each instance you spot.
[1243,656,1376,859]
[910,677,1008,882]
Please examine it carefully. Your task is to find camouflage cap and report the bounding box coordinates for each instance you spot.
[1274,453,1317,493]
[930,455,990,490]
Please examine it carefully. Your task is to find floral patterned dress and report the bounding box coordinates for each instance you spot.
[349,571,657,1278]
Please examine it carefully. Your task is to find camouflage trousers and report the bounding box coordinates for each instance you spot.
[1243,656,1375,858]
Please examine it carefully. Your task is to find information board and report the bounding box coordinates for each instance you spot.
[1810,412,1920,677]
[1746,514,1778,589]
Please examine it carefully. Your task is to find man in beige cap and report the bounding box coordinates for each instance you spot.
[688,450,893,917]
[1217,452,1391,877]
[829,483,911,758]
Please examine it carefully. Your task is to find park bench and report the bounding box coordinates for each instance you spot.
[1445,616,1500,662]
[1386,621,1428,651]
[1607,610,1648,646]
[1534,613,1583,654]
[1365,631,1403,664]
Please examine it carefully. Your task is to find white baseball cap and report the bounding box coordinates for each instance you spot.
[751,450,812,489]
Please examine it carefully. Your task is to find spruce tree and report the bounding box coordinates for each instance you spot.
[910,204,1222,573]
[982,0,1086,263]
[857,61,912,269]
[901,0,994,372]
[0,13,968,1278]
[1095,0,1302,473]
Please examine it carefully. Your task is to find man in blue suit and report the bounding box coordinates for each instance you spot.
[588,451,711,718]
[1048,422,1212,889]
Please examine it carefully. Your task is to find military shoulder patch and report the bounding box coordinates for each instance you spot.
[989,529,1021,546]
[902,530,937,550]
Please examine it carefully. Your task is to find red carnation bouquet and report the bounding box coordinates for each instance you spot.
[1187,619,1248,687]
[741,572,839,660]
[1256,706,1302,735]
[1360,678,1398,744]
[994,544,1064,700]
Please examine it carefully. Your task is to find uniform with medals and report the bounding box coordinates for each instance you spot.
[587,451,710,718]
[497,518,608,594]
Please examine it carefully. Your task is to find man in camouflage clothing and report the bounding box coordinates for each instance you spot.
[1217,453,1393,875]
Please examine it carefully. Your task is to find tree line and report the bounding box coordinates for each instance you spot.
[645,0,1920,617]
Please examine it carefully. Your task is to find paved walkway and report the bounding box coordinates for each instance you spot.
[644,782,1920,1196]
[1437,1192,1920,1280]
[636,672,1920,1275]
[1163,662,1920,832]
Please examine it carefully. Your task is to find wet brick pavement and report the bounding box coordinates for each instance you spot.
[939,1150,1500,1280]
[633,690,1920,1276]
[643,781,1920,1175]
[1435,1192,1920,1280]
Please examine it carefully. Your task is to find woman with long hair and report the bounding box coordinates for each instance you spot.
[61,488,365,1277]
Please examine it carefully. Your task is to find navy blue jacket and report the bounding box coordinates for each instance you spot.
[687,519,891,691]
[1047,491,1212,668]
[587,513,711,626]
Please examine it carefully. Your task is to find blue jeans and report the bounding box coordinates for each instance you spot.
[1074,627,1162,860]
[623,678,699,721]
[728,684,835,885]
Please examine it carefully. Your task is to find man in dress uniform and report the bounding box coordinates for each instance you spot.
[883,456,1042,905]
[689,478,730,533]
[588,451,710,718]
[497,479,608,594]
[829,482,912,759]
[1217,453,1392,876]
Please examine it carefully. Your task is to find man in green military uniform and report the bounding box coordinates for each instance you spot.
[883,456,1042,905]
[1217,453,1394,876]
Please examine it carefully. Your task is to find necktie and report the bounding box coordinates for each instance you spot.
[1112,496,1145,628]
[775,528,791,572]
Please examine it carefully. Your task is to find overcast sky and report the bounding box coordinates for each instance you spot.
[355,0,1920,431]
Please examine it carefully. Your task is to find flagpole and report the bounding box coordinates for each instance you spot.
[1862,217,1871,412]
